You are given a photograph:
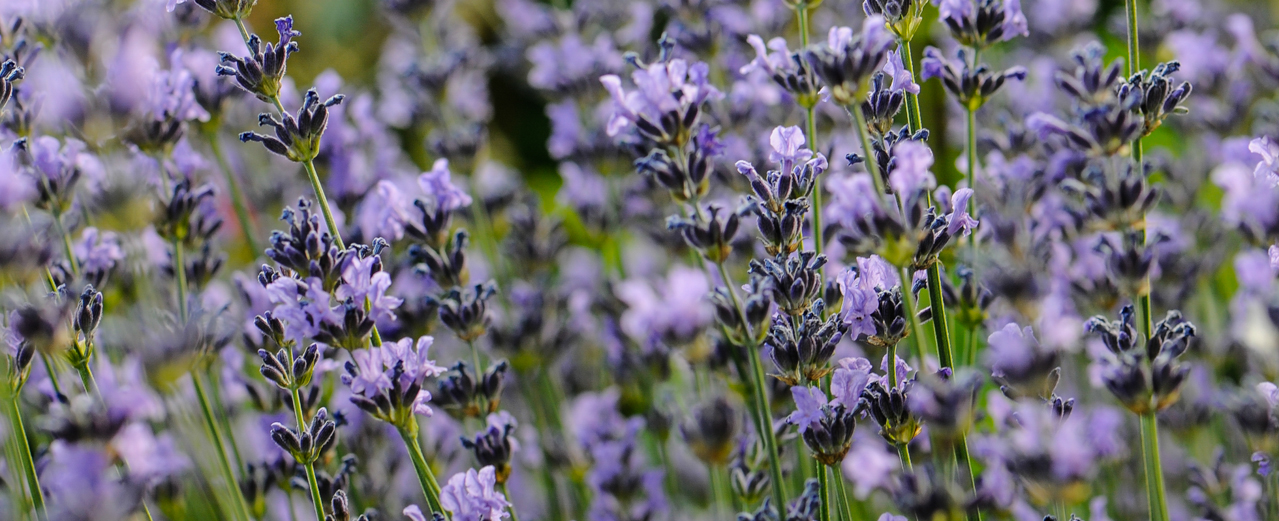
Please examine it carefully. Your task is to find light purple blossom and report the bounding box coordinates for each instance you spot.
[0,145,35,211]
[826,174,886,227]
[418,159,473,212]
[946,188,980,236]
[935,0,975,22]
[787,385,828,433]
[440,466,511,521]
[341,335,444,416]
[147,64,209,122]
[336,255,403,323]
[1002,0,1029,40]
[768,125,813,174]
[74,227,125,275]
[357,180,411,242]
[884,48,920,94]
[830,357,873,408]
[615,266,712,346]
[266,276,339,343]
[838,256,896,339]
[557,162,609,211]
[599,59,724,136]
[889,140,937,195]
[740,35,792,77]
[841,436,899,498]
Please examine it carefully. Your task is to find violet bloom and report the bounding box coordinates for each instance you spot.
[0,145,34,211]
[740,35,792,77]
[557,162,609,212]
[946,188,980,236]
[336,255,403,323]
[599,59,724,136]
[888,140,937,195]
[830,356,874,408]
[266,276,339,343]
[147,65,209,123]
[838,256,897,339]
[615,265,712,347]
[439,466,512,521]
[787,385,829,433]
[768,125,814,174]
[357,180,411,242]
[74,227,125,276]
[341,335,444,416]
[825,174,887,227]
[883,48,920,94]
[418,158,473,212]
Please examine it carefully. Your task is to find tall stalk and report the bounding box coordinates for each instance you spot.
[900,32,982,521]
[1123,1,1168,518]
[8,397,46,521]
[816,462,831,521]
[1139,412,1169,521]
[399,426,447,517]
[290,386,327,520]
[796,3,822,264]
[205,129,259,255]
[716,261,789,510]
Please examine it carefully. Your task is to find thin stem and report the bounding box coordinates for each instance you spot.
[900,39,924,133]
[834,468,856,521]
[291,387,326,521]
[9,398,47,521]
[965,107,977,222]
[851,107,886,194]
[897,267,928,365]
[399,426,447,517]
[816,462,832,521]
[206,130,259,255]
[796,5,823,266]
[716,261,789,510]
[1139,412,1169,521]
[191,372,253,521]
[301,160,346,250]
[499,482,520,521]
[897,442,913,472]
[38,353,63,399]
[53,213,79,279]
[173,238,188,321]
[926,265,955,370]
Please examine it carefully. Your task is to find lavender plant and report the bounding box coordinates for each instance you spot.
[3,0,1279,521]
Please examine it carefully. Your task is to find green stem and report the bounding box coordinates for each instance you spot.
[900,39,924,133]
[965,107,977,219]
[796,5,823,265]
[38,353,63,399]
[851,107,885,194]
[9,398,47,521]
[53,213,79,279]
[834,468,856,521]
[192,372,253,521]
[926,266,955,370]
[173,238,188,321]
[291,387,326,521]
[499,482,520,521]
[398,426,447,517]
[716,261,789,510]
[1124,0,1141,78]
[1139,412,1169,521]
[897,267,928,365]
[301,160,346,250]
[206,130,259,255]
[897,442,913,472]
[816,462,831,521]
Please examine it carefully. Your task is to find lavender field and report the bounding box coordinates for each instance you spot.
[0,0,1276,520]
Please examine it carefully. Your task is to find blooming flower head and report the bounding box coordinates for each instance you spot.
[888,140,937,195]
[787,385,829,433]
[439,466,511,521]
[599,58,723,137]
[768,125,814,174]
[418,158,473,213]
[883,48,920,94]
[838,256,898,339]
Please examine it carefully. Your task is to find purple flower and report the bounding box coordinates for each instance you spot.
[357,180,411,242]
[830,357,873,407]
[343,348,391,395]
[1002,0,1029,40]
[879,354,913,389]
[935,0,975,22]
[113,423,190,482]
[599,59,723,136]
[439,466,511,521]
[888,140,936,195]
[546,100,583,159]
[741,35,792,77]
[986,323,1039,378]
[1250,136,1279,182]
[946,188,980,236]
[826,174,887,226]
[557,162,609,211]
[336,255,403,323]
[418,159,473,212]
[769,125,814,174]
[787,385,829,433]
[921,46,945,82]
[884,48,920,94]
[74,227,125,275]
[615,266,712,347]
[838,256,896,339]
[840,437,899,498]
[1258,382,1279,409]
[341,335,444,416]
[0,145,35,211]
[266,276,339,343]
[383,336,446,391]
[147,65,209,123]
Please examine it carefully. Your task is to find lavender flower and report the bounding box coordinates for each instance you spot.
[599,58,723,140]
[418,158,473,212]
[439,466,511,521]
